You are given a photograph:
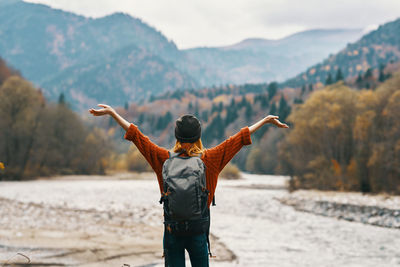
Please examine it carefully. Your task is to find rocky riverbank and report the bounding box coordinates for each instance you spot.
[278,190,400,229]
[1,175,400,266]
[0,178,235,266]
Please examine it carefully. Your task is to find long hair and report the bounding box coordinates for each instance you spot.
[172,139,205,157]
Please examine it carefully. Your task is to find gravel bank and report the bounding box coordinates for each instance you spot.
[278,190,400,229]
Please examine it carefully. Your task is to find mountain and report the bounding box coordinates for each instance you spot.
[0,1,181,81]
[183,29,364,84]
[0,0,199,108]
[0,0,365,109]
[282,18,400,88]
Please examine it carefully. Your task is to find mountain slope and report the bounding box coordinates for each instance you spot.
[0,0,198,108]
[42,45,198,109]
[0,1,181,83]
[282,18,400,88]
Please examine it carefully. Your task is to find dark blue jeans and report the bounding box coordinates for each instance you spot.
[163,231,209,267]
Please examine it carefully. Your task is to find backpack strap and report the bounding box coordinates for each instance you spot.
[205,211,216,258]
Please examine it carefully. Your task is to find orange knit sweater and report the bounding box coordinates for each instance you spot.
[124,124,252,207]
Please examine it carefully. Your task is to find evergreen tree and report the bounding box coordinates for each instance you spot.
[256,94,269,108]
[325,73,333,85]
[267,82,278,100]
[218,102,223,112]
[201,110,209,122]
[240,96,247,108]
[335,68,344,82]
[156,112,172,130]
[308,83,313,92]
[378,64,386,82]
[364,68,373,79]
[138,113,145,124]
[58,92,65,105]
[245,102,253,120]
[225,99,237,126]
[278,95,291,121]
[211,103,218,113]
[270,102,277,115]
[294,98,303,104]
[356,72,363,83]
[194,101,200,117]
[301,85,306,96]
[203,114,224,145]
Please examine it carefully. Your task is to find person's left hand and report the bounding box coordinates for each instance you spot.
[265,115,289,128]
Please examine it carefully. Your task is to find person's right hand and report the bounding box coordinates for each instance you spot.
[89,104,115,116]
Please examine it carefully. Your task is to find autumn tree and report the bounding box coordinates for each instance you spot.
[0,76,44,179]
[280,82,358,190]
[280,71,400,194]
[0,76,110,180]
[0,57,19,85]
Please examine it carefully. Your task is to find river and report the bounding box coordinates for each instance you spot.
[0,173,399,266]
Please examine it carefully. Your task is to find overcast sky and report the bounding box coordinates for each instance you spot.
[25,0,400,49]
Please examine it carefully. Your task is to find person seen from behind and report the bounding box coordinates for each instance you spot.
[89,104,289,267]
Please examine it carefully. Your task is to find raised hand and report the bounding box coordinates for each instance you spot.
[264,115,289,128]
[89,104,115,117]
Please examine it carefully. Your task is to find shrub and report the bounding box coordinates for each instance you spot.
[220,163,242,179]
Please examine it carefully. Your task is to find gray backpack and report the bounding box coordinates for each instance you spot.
[160,150,210,235]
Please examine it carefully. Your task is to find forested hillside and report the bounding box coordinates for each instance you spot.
[280,70,400,194]
[93,59,398,178]
[283,18,400,88]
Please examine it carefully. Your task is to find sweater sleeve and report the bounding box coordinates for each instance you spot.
[203,127,252,173]
[124,123,169,191]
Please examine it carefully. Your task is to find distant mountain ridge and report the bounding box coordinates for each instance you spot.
[282,18,400,88]
[184,29,364,84]
[0,0,367,109]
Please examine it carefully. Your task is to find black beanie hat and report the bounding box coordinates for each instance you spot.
[175,114,201,143]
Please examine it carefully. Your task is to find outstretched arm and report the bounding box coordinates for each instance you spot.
[89,104,169,192]
[89,104,130,131]
[204,115,288,172]
[249,115,289,134]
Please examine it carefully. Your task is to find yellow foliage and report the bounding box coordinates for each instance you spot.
[213,95,227,103]
[346,159,358,187]
[281,70,400,193]
[126,146,151,172]
[0,162,4,170]
[331,159,341,176]
[354,110,375,141]
[396,140,400,153]
[220,163,241,180]
[107,127,116,136]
